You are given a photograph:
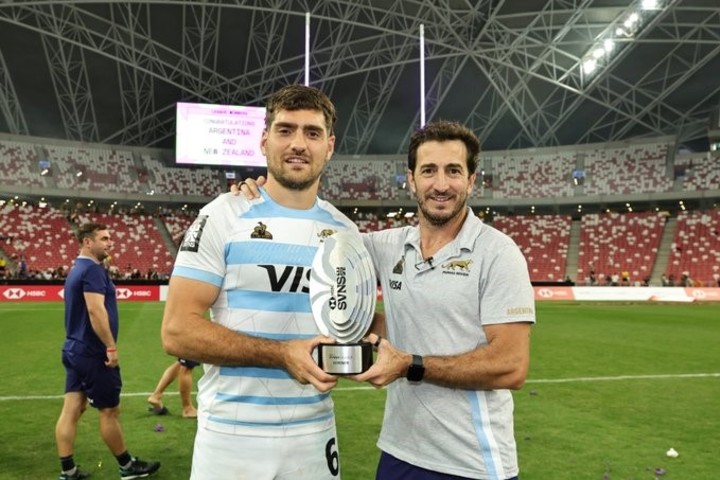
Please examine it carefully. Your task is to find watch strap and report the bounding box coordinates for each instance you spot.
[406,354,424,382]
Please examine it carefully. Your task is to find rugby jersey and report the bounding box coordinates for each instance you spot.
[172,189,358,437]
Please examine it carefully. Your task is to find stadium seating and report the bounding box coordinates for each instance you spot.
[351,210,418,232]
[142,154,225,197]
[678,152,720,191]
[0,139,45,188]
[0,204,77,274]
[74,212,175,276]
[492,214,572,282]
[162,213,196,245]
[490,152,576,199]
[3,134,720,289]
[667,209,720,286]
[320,158,399,200]
[577,211,666,285]
[583,142,673,195]
[47,145,138,192]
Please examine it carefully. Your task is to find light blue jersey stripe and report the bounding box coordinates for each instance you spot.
[468,391,499,479]
[225,241,316,266]
[241,190,350,228]
[219,366,292,379]
[208,412,334,428]
[216,392,329,405]
[171,265,224,287]
[227,290,311,312]
[245,332,316,341]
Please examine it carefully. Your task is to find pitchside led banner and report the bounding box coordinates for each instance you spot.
[310,231,376,374]
[175,102,267,167]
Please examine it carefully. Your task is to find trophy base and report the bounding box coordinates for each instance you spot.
[317,342,373,375]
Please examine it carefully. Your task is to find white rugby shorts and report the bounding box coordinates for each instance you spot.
[190,425,341,480]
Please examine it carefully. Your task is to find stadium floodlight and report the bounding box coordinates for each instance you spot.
[579,0,669,84]
[625,12,640,28]
[582,59,597,75]
[641,0,659,9]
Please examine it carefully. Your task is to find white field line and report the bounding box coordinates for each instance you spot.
[2,372,719,402]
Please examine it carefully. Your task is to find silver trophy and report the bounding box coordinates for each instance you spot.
[310,231,376,375]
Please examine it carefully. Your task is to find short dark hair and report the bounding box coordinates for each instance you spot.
[265,85,337,135]
[407,120,480,174]
[76,223,108,243]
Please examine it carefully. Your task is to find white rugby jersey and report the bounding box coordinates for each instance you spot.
[172,190,358,437]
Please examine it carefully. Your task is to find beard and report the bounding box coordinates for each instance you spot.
[417,190,468,226]
[268,160,322,192]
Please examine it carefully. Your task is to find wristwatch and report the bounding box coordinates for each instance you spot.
[406,354,425,382]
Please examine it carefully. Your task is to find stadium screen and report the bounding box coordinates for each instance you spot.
[572,169,585,185]
[175,102,267,167]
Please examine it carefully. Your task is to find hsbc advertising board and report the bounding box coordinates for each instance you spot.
[531,286,720,302]
[0,285,160,302]
[2,285,719,303]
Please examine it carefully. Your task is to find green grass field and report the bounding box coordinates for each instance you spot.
[0,301,718,479]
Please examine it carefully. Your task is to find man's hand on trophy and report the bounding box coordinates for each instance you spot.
[282,336,338,393]
[349,334,409,388]
[231,176,265,199]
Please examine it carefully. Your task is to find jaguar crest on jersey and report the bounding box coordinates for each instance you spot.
[442,259,473,271]
[250,222,273,239]
[317,229,336,242]
[441,258,473,276]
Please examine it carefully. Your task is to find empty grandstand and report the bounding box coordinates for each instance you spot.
[1,133,718,286]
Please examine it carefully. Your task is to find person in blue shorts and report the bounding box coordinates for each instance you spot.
[54,222,161,480]
[147,358,199,418]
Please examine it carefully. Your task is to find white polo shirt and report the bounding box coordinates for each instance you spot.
[363,209,536,479]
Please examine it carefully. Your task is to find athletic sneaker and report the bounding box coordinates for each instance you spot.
[118,457,160,479]
[59,467,91,479]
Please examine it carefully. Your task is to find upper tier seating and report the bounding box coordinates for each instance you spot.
[677,152,720,191]
[492,214,572,282]
[0,139,45,188]
[47,145,137,192]
[320,158,399,200]
[490,152,576,199]
[667,209,720,286]
[142,154,223,197]
[583,142,673,195]
[577,211,665,285]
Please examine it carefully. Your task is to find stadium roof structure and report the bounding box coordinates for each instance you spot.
[0,0,719,155]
